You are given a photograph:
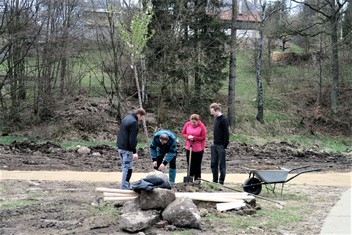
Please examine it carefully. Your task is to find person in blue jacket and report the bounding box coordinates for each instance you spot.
[149,130,178,184]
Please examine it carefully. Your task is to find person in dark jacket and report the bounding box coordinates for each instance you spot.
[149,130,178,184]
[209,103,229,185]
[117,108,146,189]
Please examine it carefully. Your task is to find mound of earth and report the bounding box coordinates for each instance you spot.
[1,140,350,173]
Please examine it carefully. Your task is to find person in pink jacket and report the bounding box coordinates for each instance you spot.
[182,114,207,181]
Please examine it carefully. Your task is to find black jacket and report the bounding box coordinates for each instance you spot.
[213,114,229,149]
[117,113,139,153]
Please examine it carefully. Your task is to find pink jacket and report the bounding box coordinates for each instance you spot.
[182,120,207,152]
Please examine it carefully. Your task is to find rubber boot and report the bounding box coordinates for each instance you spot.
[169,168,176,184]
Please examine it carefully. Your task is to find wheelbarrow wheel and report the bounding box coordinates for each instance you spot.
[243,177,262,195]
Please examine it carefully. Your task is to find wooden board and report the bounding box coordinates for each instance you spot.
[103,192,138,197]
[96,187,138,195]
[97,187,255,203]
[103,196,138,201]
[175,192,254,202]
[216,201,246,212]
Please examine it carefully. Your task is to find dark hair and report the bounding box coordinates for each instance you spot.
[135,108,146,116]
[159,133,169,141]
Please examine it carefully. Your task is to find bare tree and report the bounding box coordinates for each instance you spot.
[0,0,41,124]
[291,0,349,114]
[255,1,265,124]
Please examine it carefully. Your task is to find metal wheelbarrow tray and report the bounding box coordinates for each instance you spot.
[242,166,321,195]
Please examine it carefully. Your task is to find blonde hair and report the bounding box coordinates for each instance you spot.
[209,103,221,111]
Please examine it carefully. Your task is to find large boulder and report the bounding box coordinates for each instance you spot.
[139,188,176,210]
[119,210,160,232]
[162,196,201,229]
[120,198,141,214]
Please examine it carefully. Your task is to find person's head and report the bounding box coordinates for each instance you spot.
[190,114,200,127]
[209,103,221,117]
[135,108,146,121]
[159,133,169,145]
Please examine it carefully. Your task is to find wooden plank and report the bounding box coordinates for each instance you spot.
[103,196,137,201]
[95,187,138,195]
[103,192,138,197]
[216,201,246,212]
[175,192,254,201]
[97,187,255,203]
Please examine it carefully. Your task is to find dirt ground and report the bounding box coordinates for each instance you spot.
[0,141,351,234]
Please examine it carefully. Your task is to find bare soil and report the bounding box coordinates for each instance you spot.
[1,141,351,235]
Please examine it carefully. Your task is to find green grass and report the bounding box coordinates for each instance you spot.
[255,205,304,226]
[90,204,120,217]
[279,135,352,154]
[289,44,304,53]
[202,194,309,232]
[0,135,38,144]
[0,200,36,209]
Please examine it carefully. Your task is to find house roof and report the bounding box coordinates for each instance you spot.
[219,10,261,22]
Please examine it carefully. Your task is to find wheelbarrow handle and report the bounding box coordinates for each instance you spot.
[285,168,322,183]
[288,165,311,173]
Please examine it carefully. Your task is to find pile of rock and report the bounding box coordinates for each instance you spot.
[118,188,201,232]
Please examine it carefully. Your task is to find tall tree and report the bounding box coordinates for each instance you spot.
[147,0,228,119]
[118,1,154,108]
[118,0,154,152]
[255,1,266,124]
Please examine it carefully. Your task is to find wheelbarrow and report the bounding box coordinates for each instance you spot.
[242,166,321,195]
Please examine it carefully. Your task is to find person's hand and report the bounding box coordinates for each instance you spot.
[188,135,194,141]
[158,163,165,171]
[133,153,138,160]
[153,161,157,168]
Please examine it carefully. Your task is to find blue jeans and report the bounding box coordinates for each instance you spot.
[210,144,226,184]
[118,149,133,190]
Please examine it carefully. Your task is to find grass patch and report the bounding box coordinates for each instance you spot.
[90,204,120,217]
[229,134,351,154]
[279,135,352,154]
[0,200,36,209]
[203,192,309,232]
[255,205,304,226]
[200,182,223,191]
[0,136,37,144]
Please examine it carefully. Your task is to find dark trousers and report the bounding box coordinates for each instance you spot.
[210,144,226,184]
[186,150,204,180]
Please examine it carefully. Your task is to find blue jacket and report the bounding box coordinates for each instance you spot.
[150,130,177,165]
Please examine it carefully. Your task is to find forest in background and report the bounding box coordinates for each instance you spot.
[0,0,351,139]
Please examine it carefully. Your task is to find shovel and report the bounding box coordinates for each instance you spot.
[183,143,194,183]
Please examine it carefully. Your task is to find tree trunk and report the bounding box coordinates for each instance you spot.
[227,0,237,128]
[266,37,272,85]
[330,11,339,114]
[133,59,150,158]
[256,29,264,124]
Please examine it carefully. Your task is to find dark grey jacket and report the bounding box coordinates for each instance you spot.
[117,113,139,153]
